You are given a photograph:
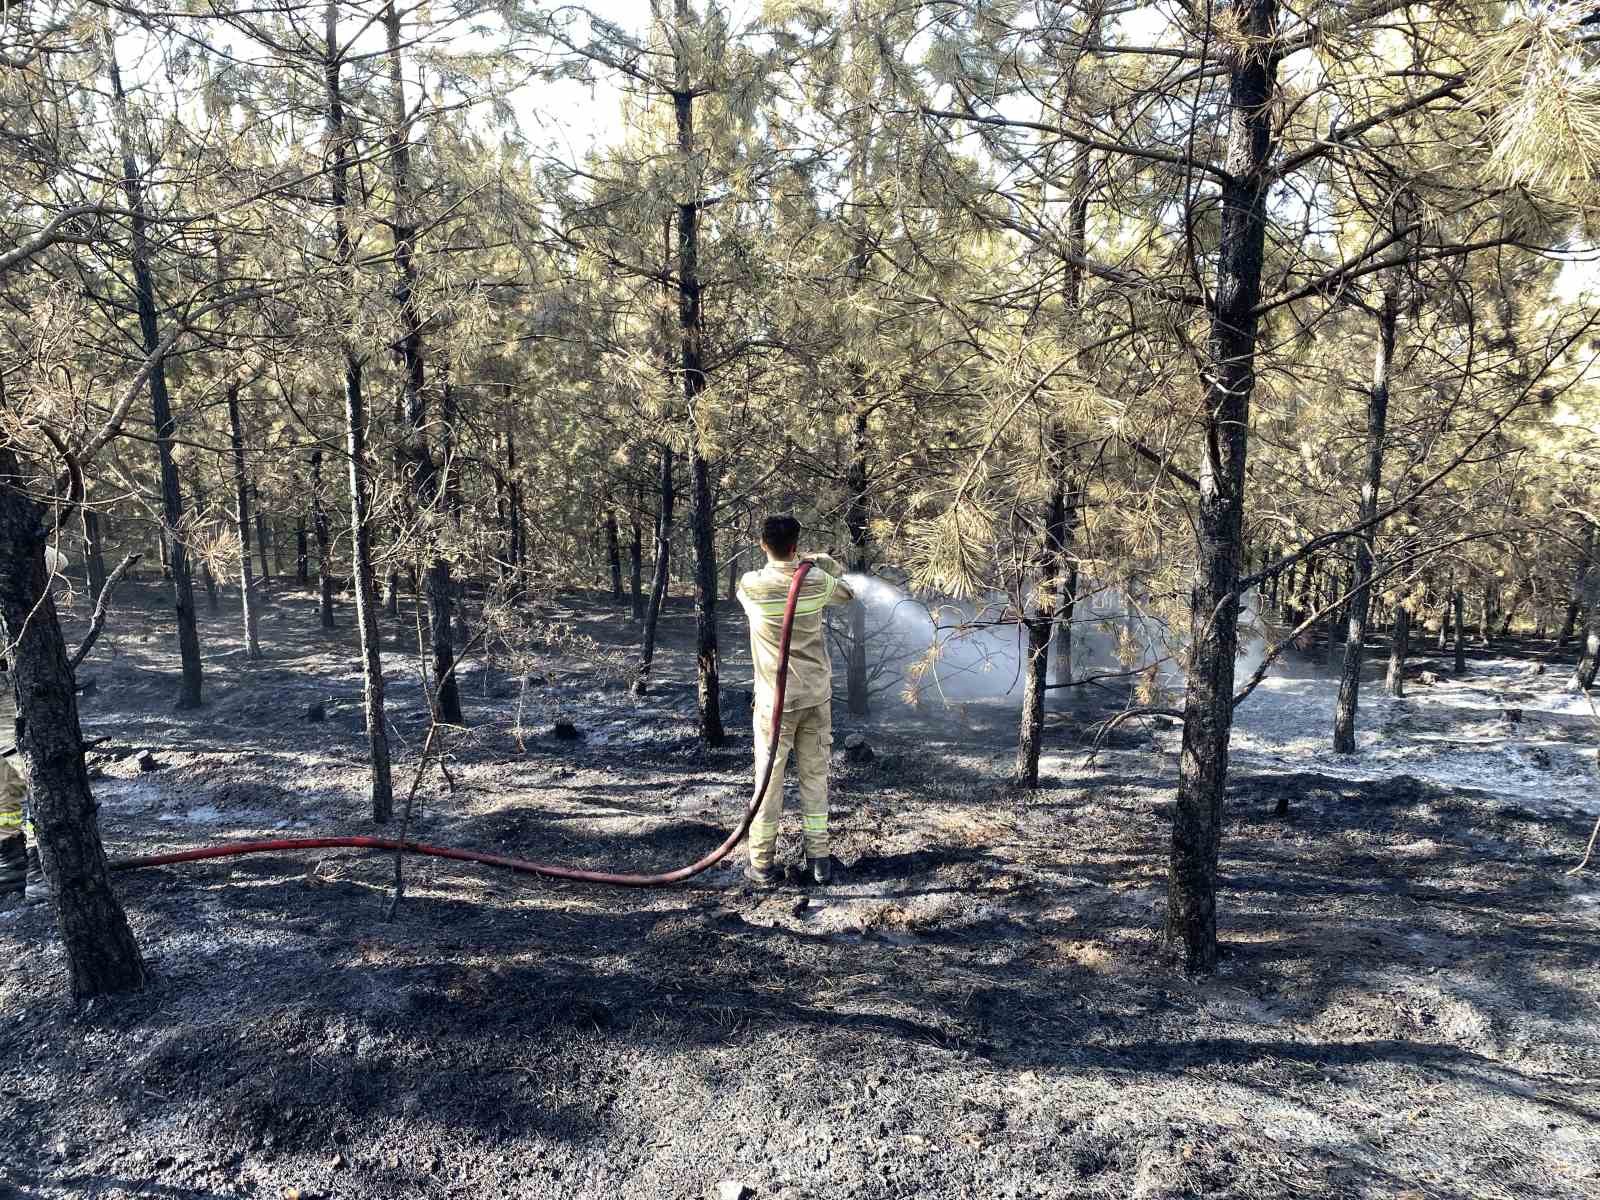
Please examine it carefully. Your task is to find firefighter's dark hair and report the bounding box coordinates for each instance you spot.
[760,515,801,558]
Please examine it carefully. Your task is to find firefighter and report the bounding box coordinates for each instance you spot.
[1,546,68,903]
[736,515,855,886]
[0,665,44,904]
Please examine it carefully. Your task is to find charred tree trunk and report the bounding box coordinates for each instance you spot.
[108,39,203,709]
[82,509,108,600]
[227,382,261,660]
[385,2,460,727]
[1334,258,1400,754]
[310,450,336,629]
[1453,589,1466,675]
[633,448,673,696]
[1385,601,1409,697]
[295,515,309,587]
[1019,178,1089,780]
[845,404,871,717]
[1016,434,1072,788]
[606,508,624,602]
[671,36,724,747]
[0,441,145,998]
[1557,525,1595,651]
[1051,546,1079,687]
[1167,0,1279,974]
[253,485,271,588]
[629,488,644,621]
[326,1,392,821]
[504,426,524,587]
[1575,560,1600,690]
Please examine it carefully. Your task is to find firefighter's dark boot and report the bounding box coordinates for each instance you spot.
[744,860,779,887]
[807,856,832,886]
[0,833,24,896]
[24,845,50,906]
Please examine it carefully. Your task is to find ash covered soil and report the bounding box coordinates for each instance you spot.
[2,582,1599,1200]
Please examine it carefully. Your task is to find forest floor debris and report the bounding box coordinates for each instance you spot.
[0,585,1597,1199]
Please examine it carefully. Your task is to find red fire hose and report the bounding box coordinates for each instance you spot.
[109,561,816,887]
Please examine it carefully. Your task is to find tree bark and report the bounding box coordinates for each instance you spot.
[845,405,872,716]
[383,1,460,726]
[295,515,309,587]
[226,382,261,660]
[670,16,724,747]
[633,447,673,696]
[1558,525,1595,650]
[606,508,624,602]
[82,509,108,600]
[630,486,644,621]
[1018,177,1089,780]
[326,0,393,822]
[1015,434,1072,787]
[310,449,336,629]
[1453,588,1466,675]
[1334,264,1399,753]
[253,483,271,588]
[1167,0,1279,974]
[507,433,524,582]
[0,442,145,999]
[1575,556,1600,690]
[107,38,203,709]
[1385,600,1409,697]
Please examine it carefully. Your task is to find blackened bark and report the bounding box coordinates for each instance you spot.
[310,450,336,629]
[606,508,624,601]
[846,405,871,716]
[1558,526,1594,650]
[199,556,220,615]
[253,484,271,587]
[630,488,644,621]
[670,21,724,747]
[227,382,261,660]
[440,368,463,524]
[1385,601,1409,697]
[1020,178,1089,778]
[1334,273,1398,753]
[382,1,460,726]
[1167,0,1279,974]
[82,509,108,600]
[506,431,524,580]
[296,515,309,587]
[107,39,202,709]
[633,448,673,696]
[1015,434,1071,788]
[1575,558,1600,689]
[326,1,393,822]
[1453,589,1466,674]
[0,443,145,998]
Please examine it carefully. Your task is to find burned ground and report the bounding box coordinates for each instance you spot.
[1,583,1598,1199]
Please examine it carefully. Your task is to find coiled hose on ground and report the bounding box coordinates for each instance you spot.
[107,562,815,887]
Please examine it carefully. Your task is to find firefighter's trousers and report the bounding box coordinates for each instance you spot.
[749,701,832,868]
[0,751,25,848]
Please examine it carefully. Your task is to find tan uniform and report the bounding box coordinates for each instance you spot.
[737,555,854,868]
[0,678,24,845]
